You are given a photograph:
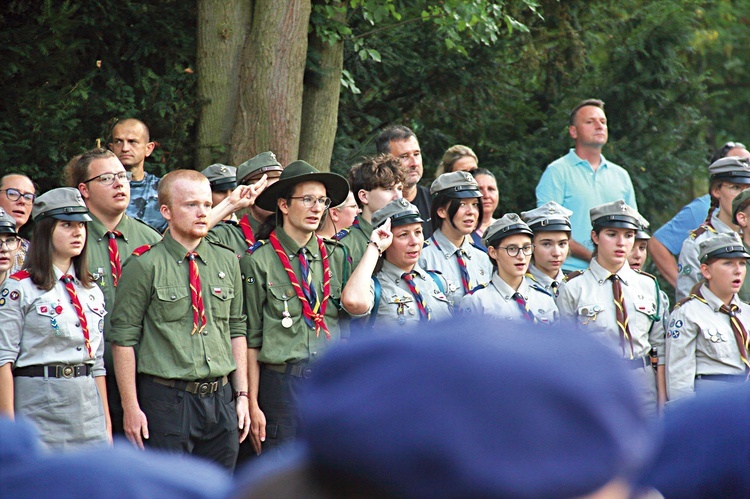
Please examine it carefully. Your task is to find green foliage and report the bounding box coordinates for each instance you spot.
[0,0,198,192]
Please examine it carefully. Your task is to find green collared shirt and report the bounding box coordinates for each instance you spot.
[338,215,373,270]
[86,214,162,339]
[206,214,261,258]
[241,226,349,364]
[109,232,246,380]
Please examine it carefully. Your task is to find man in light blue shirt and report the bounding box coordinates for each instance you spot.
[535,99,637,272]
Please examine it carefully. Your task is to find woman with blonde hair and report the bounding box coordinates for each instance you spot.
[435,145,478,178]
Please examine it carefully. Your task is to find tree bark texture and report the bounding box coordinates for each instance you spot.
[230,0,312,167]
[298,1,345,173]
[195,0,252,168]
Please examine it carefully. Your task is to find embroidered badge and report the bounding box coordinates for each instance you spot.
[9,291,19,301]
[1,288,8,297]
[99,319,105,333]
[0,298,5,307]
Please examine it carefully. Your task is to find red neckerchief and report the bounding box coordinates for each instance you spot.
[269,230,331,339]
[239,214,256,250]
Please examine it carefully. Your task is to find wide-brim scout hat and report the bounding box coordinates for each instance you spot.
[699,232,750,262]
[430,171,482,199]
[200,164,237,191]
[255,160,350,212]
[237,151,283,185]
[521,201,572,233]
[709,156,750,184]
[32,187,92,223]
[371,198,424,229]
[482,213,533,247]
[590,200,640,231]
[0,208,17,235]
[732,188,750,224]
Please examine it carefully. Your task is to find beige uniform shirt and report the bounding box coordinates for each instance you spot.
[557,259,664,360]
[665,284,749,401]
[526,264,564,297]
[460,273,558,325]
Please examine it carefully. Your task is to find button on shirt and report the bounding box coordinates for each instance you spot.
[419,229,492,307]
[0,267,106,374]
[108,232,245,380]
[557,259,664,360]
[345,260,453,330]
[676,210,732,301]
[241,227,349,365]
[460,272,558,325]
[666,284,750,401]
[535,149,638,272]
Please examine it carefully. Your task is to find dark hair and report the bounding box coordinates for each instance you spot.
[471,168,495,181]
[568,99,605,126]
[348,155,406,208]
[710,141,747,165]
[487,232,532,270]
[255,183,298,240]
[430,192,484,234]
[25,218,93,291]
[374,125,416,154]
[65,148,117,187]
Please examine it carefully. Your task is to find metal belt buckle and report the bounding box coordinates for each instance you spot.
[303,367,313,379]
[60,365,75,378]
[198,382,211,396]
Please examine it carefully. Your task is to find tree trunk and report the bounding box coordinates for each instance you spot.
[195,0,252,168]
[230,0,312,167]
[298,1,345,172]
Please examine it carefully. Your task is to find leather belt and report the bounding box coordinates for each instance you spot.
[14,364,92,378]
[696,374,747,383]
[262,362,313,379]
[146,375,228,396]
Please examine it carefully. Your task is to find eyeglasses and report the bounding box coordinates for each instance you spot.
[289,195,332,209]
[2,188,35,203]
[0,237,20,251]
[497,244,535,257]
[720,141,747,156]
[83,171,133,186]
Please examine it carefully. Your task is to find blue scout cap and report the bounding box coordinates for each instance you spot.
[200,164,237,191]
[32,187,91,223]
[289,318,655,498]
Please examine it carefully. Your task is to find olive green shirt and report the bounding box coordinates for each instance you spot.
[338,215,373,270]
[206,214,261,258]
[109,232,246,380]
[86,214,162,339]
[241,227,349,364]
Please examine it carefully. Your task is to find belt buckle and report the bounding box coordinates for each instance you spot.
[198,382,210,396]
[60,365,75,379]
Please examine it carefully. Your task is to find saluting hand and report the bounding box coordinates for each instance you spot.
[370,218,393,253]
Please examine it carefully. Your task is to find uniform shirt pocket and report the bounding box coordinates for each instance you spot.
[86,302,107,336]
[154,286,190,323]
[208,284,234,320]
[700,327,736,359]
[36,302,70,337]
[576,304,605,328]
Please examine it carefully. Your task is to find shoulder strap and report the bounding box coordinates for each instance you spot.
[530,282,553,297]
[563,270,584,283]
[247,239,268,255]
[10,270,30,281]
[132,244,153,257]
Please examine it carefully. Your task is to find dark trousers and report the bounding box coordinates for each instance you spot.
[138,375,239,471]
[236,366,307,464]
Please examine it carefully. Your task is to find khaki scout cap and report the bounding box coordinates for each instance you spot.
[699,232,750,262]
[521,201,572,233]
[32,187,92,223]
[0,208,17,235]
[430,171,482,198]
[589,200,640,231]
[371,198,424,229]
[709,156,750,184]
[732,188,750,224]
[482,213,533,247]
[200,164,237,191]
[237,151,283,185]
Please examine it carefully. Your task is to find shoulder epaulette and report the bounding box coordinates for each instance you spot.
[10,270,30,281]
[634,269,658,281]
[247,239,268,255]
[673,294,696,310]
[470,241,488,254]
[530,283,553,297]
[333,227,352,241]
[689,224,715,240]
[206,240,235,253]
[525,272,538,283]
[132,244,153,257]
[423,239,432,247]
[562,270,584,283]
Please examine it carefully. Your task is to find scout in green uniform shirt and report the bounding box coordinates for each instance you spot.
[338,155,405,268]
[109,170,249,471]
[206,152,281,257]
[240,160,350,457]
[68,148,162,436]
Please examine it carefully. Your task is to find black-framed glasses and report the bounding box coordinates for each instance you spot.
[2,188,35,203]
[289,195,332,209]
[0,236,21,251]
[497,243,535,257]
[82,171,133,186]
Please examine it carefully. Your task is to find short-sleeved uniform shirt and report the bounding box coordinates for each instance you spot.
[108,232,245,380]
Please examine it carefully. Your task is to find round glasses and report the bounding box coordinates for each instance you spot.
[497,243,535,257]
[0,237,21,251]
[2,188,35,204]
[83,171,133,186]
[289,195,332,209]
